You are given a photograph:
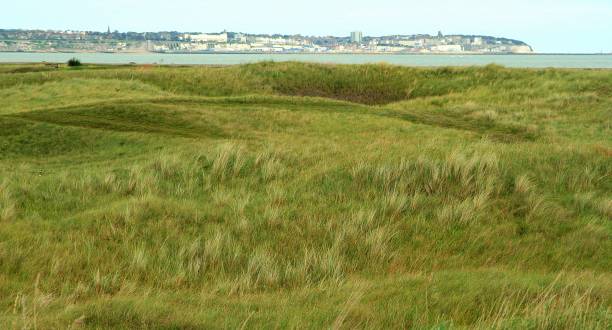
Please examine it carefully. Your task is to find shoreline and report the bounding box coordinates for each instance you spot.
[2,52,610,69]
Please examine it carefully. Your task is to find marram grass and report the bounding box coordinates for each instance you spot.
[0,62,610,329]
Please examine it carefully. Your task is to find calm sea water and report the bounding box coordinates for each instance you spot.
[1,52,611,68]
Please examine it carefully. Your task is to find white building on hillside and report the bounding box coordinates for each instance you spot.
[189,32,228,43]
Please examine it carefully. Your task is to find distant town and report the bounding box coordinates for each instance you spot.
[0,29,534,54]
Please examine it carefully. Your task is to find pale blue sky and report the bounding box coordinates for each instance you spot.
[2,0,611,53]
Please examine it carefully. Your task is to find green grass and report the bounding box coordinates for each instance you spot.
[0,62,610,329]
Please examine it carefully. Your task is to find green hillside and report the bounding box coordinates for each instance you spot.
[0,62,610,329]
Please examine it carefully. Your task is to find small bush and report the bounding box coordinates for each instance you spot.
[67,58,82,67]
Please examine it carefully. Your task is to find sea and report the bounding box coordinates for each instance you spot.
[1,52,611,68]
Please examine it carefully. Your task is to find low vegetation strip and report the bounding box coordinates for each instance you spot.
[379,108,541,142]
[0,62,610,328]
[11,95,541,143]
[11,103,228,139]
[2,62,610,104]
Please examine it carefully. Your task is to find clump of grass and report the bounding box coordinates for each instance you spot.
[436,198,480,224]
[364,225,398,261]
[380,190,410,219]
[351,151,501,198]
[210,143,248,181]
[596,199,612,219]
[0,179,16,222]
[255,150,286,181]
[574,193,612,219]
[514,174,534,194]
[9,274,53,330]
[232,250,280,294]
[470,109,499,121]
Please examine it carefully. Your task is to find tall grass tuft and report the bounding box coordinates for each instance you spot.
[0,179,16,222]
[352,151,501,199]
[597,199,612,219]
[210,143,248,182]
[514,174,534,194]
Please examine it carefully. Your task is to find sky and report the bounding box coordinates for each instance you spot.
[1,0,611,53]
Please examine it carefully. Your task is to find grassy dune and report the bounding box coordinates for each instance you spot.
[0,62,610,329]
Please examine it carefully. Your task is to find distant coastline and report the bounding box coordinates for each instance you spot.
[1,29,534,55]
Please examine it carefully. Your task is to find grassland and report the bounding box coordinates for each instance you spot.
[0,62,610,329]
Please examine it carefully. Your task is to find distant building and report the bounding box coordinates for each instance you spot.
[189,32,228,43]
[350,31,363,44]
[233,33,248,43]
[398,40,417,47]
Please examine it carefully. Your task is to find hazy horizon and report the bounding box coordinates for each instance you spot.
[2,0,611,53]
